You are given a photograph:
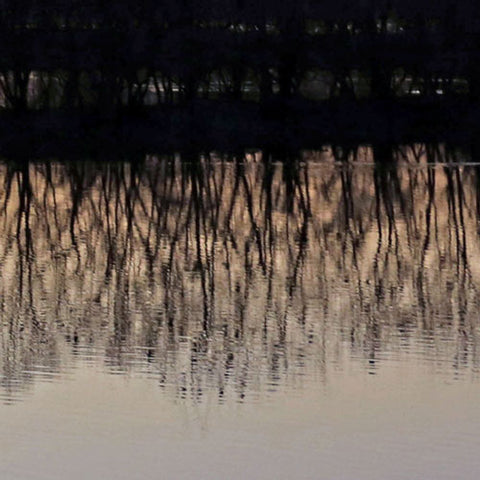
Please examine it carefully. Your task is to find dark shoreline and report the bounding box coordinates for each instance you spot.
[0,98,477,158]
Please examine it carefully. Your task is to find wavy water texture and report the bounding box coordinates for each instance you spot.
[1,147,480,404]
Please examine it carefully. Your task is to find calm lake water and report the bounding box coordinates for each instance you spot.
[2,147,480,479]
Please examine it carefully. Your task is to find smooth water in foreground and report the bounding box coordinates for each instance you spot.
[2,148,480,479]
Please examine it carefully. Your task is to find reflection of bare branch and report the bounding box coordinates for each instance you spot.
[0,148,479,403]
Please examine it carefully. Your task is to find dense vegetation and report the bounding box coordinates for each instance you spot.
[0,0,478,110]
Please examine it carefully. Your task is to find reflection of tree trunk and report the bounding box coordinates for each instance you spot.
[2,151,480,397]
[417,166,435,323]
[241,168,266,272]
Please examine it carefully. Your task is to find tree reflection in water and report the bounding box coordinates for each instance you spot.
[0,145,479,403]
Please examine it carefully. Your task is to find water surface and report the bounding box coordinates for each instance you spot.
[1,148,480,479]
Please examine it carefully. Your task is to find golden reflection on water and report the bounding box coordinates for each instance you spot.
[1,146,480,404]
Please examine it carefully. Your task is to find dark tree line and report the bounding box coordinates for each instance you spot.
[0,0,478,111]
